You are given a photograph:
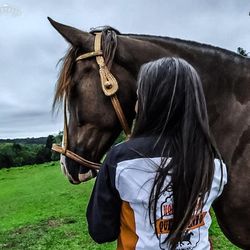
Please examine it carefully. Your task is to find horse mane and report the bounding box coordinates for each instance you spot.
[125,33,247,60]
[53,26,119,110]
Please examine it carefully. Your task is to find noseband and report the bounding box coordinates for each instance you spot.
[52,32,131,170]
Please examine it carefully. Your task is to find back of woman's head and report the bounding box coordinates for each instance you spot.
[133,57,209,138]
[132,57,222,249]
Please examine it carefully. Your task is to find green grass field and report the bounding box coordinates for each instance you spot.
[0,163,240,249]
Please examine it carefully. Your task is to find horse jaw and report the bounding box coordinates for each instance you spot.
[59,135,95,183]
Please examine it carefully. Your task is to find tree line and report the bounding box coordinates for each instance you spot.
[0,137,47,145]
[0,133,62,169]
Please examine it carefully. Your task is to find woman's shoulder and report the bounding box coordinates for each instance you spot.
[107,137,146,164]
[108,136,162,163]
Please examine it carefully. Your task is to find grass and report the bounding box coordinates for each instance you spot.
[0,163,240,249]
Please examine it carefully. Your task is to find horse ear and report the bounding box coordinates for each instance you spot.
[47,17,93,48]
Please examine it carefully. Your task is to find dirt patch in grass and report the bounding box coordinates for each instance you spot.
[0,217,78,249]
[47,217,77,227]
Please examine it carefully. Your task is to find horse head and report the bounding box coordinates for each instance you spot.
[49,18,137,184]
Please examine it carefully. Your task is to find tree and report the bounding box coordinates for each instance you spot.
[0,153,13,168]
[44,135,55,162]
[51,132,62,161]
[45,135,55,149]
[237,47,248,56]
[12,143,22,153]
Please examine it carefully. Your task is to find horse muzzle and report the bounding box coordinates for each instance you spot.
[60,154,96,183]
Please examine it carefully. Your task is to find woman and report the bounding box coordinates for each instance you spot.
[87,57,227,250]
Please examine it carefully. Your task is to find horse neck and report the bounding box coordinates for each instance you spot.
[120,34,250,99]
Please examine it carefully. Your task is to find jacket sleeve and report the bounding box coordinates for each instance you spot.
[86,149,121,243]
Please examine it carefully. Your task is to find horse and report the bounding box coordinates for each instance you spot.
[48,17,250,249]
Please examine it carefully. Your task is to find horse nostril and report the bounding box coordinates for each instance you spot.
[80,165,90,174]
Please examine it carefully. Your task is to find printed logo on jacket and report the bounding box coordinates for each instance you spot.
[156,194,206,250]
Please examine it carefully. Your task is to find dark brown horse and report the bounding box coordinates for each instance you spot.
[48,18,250,249]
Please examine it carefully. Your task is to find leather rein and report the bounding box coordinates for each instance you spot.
[52,32,131,171]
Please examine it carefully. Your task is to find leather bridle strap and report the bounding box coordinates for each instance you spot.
[52,32,131,170]
[86,32,131,136]
[52,144,101,170]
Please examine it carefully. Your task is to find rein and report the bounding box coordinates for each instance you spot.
[52,32,131,171]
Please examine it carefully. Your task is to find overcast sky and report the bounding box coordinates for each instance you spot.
[1,0,250,139]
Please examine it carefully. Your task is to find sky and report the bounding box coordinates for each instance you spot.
[1,0,250,139]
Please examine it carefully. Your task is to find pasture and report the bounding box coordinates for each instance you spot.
[0,163,240,249]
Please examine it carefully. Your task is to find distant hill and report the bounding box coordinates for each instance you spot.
[0,137,47,145]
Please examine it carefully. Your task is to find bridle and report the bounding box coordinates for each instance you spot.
[52,32,131,170]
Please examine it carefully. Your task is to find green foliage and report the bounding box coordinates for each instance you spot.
[114,132,126,144]
[0,143,43,168]
[0,163,240,249]
[0,132,63,169]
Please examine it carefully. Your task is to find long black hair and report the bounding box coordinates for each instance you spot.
[132,57,222,249]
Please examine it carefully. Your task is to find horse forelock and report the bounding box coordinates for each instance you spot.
[89,26,119,68]
[98,27,119,69]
